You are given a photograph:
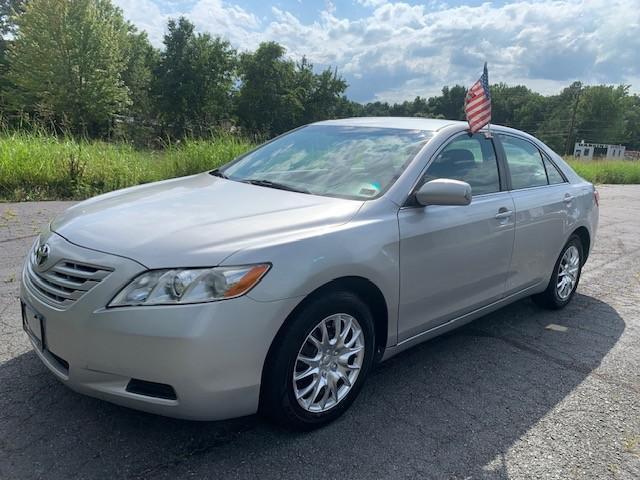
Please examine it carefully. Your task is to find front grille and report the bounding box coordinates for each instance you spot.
[26,257,112,308]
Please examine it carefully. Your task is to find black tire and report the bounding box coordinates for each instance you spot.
[533,234,584,310]
[260,290,375,430]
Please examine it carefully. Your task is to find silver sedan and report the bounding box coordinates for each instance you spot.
[20,117,599,429]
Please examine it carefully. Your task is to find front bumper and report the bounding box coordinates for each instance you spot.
[20,232,300,420]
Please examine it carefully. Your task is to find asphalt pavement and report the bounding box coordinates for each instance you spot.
[1,185,639,479]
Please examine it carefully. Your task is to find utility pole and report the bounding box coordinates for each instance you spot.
[564,85,582,155]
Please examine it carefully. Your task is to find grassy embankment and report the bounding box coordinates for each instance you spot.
[0,133,638,201]
[0,132,254,201]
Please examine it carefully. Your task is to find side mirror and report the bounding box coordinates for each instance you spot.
[414,178,472,206]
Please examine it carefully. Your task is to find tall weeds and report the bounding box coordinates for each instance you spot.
[0,131,253,201]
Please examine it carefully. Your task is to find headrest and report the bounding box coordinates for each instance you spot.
[440,149,475,167]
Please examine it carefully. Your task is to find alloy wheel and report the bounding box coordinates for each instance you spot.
[556,245,580,300]
[293,313,365,413]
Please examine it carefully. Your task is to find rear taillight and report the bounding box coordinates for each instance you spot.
[594,189,600,207]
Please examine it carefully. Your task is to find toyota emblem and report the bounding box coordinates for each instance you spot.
[35,243,50,266]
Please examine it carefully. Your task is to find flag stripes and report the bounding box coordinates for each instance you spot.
[464,63,491,133]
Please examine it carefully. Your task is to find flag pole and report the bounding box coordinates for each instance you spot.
[485,62,492,138]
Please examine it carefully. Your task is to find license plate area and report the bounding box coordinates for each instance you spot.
[22,301,45,351]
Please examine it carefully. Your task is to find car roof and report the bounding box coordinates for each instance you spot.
[314,117,467,131]
[313,116,530,137]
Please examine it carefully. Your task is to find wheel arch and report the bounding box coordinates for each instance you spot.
[571,226,591,264]
[259,276,389,405]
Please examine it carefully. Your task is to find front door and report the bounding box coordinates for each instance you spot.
[397,133,515,341]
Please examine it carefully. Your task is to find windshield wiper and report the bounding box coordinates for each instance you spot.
[210,169,229,179]
[242,179,311,194]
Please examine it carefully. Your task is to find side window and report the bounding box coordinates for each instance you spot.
[424,134,500,195]
[500,135,548,189]
[543,157,565,184]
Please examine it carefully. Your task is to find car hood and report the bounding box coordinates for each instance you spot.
[51,173,364,268]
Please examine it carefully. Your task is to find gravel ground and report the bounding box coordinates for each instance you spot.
[1,185,639,480]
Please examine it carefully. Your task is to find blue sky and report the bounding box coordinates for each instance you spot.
[114,0,639,103]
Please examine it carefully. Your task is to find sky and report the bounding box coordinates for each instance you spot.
[113,0,640,103]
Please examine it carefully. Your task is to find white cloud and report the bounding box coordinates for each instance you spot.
[356,0,387,7]
[187,0,261,49]
[116,0,640,102]
[114,0,260,48]
[114,0,167,45]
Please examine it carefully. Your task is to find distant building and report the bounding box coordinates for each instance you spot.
[625,150,640,160]
[574,141,625,160]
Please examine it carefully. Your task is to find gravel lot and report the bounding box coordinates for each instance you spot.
[1,185,639,479]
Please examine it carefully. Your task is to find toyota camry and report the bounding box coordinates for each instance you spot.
[20,117,599,429]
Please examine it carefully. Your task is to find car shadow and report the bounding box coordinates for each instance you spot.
[0,293,624,479]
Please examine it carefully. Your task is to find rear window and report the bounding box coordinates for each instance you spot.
[500,135,548,190]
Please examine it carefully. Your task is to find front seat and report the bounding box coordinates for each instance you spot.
[428,149,476,180]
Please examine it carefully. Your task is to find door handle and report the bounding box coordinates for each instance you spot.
[563,194,574,203]
[495,209,513,219]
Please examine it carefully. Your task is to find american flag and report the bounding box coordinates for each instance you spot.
[464,63,491,133]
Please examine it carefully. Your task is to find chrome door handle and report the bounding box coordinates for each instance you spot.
[495,209,513,219]
[563,194,574,203]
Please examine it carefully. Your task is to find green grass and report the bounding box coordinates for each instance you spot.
[1,133,639,202]
[566,157,640,185]
[0,132,254,201]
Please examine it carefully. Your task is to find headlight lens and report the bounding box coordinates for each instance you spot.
[108,264,270,307]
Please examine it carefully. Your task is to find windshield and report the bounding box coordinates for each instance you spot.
[220,125,432,200]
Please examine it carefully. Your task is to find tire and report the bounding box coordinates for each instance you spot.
[533,234,584,310]
[260,290,375,430]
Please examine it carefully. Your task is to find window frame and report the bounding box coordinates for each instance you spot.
[495,133,567,191]
[541,152,568,185]
[404,132,508,207]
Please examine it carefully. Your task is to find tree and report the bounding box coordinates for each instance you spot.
[490,83,546,134]
[622,94,640,150]
[362,101,391,116]
[295,58,348,124]
[0,0,25,118]
[121,28,158,122]
[575,85,627,146]
[427,85,467,120]
[0,0,25,37]
[534,82,582,152]
[334,96,364,118]
[7,0,130,135]
[236,42,303,136]
[154,17,236,137]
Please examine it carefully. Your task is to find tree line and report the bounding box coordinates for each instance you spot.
[1,0,638,153]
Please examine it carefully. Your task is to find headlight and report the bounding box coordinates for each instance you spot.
[108,264,270,307]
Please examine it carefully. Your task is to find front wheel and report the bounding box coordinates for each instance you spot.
[533,235,583,309]
[261,291,375,430]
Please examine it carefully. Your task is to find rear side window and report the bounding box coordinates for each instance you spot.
[543,157,566,184]
[424,134,500,195]
[500,135,548,189]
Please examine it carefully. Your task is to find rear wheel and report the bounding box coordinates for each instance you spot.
[533,235,583,309]
[261,291,375,430]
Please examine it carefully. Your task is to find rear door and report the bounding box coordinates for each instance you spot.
[397,133,515,341]
[496,134,574,294]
